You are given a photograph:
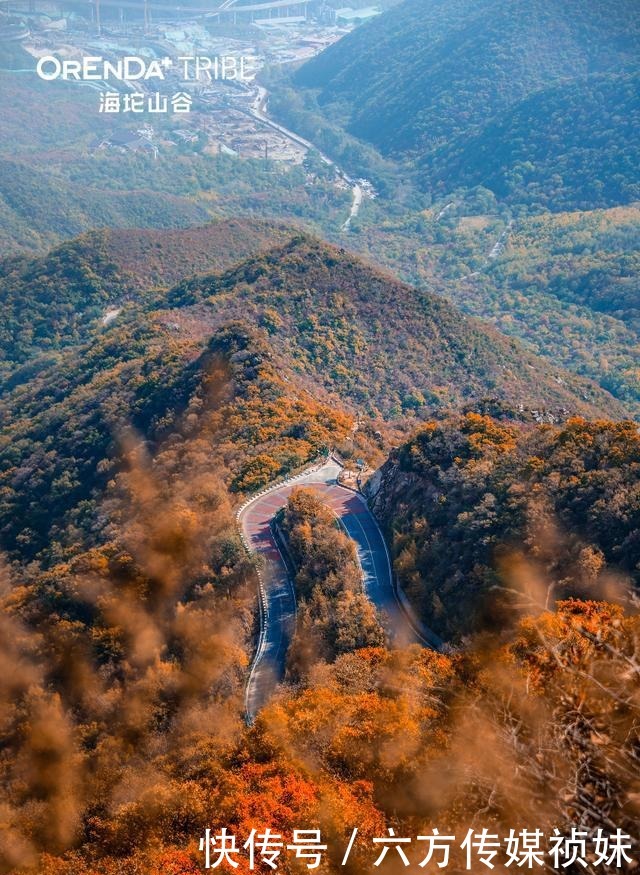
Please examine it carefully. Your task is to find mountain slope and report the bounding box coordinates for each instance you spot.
[164,235,626,419]
[0,319,352,562]
[293,0,640,209]
[0,220,291,379]
[0,159,211,256]
[367,413,640,639]
[93,221,293,291]
[444,206,640,410]
[0,231,627,563]
[428,72,640,210]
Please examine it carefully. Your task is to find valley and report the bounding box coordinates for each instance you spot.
[2,0,639,417]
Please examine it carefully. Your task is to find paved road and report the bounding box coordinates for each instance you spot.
[341,183,363,231]
[238,458,432,723]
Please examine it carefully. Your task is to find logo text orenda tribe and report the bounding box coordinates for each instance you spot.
[36,55,253,82]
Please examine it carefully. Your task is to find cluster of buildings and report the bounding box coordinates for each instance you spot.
[4,0,376,172]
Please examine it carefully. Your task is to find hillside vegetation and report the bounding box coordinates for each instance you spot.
[368,413,640,639]
[92,221,293,291]
[292,0,640,211]
[4,550,638,873]
[280,488,385,677]
[445,207,640,410]
[164,235,624,419]
[0,318,351,564]
[0,220,290,377]
[357,203,640,416]
[0,227,626,568]
[428,72,640,210]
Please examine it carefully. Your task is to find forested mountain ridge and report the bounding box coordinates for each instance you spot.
[0,158,212,256]
[367,413,640,640]
[0,229,627,567]
[164,235,626,419]
[91,221,293,291]
[0,317,352,564]
[292,0,640,210]
[2,226,623,423]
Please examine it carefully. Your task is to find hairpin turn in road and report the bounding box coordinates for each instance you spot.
[238,457,441,724]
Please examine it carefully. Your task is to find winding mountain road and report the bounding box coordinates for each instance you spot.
[238,457,437,723]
